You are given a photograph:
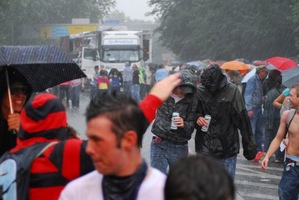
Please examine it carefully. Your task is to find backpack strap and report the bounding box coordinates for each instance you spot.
[34,142,58,159]
[285,109,296,138]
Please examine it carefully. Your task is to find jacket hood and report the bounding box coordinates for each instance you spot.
[19,93,68,140]
[201,64,227,94]
[178,69,198,93]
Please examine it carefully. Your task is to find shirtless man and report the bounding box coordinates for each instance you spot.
[261,83,299,200]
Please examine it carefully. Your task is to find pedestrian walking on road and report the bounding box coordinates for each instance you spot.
[262,69,285,161]
[132,64,141,102]
[90,65,100,100]
[123,62,133,97]
[244,65,268,159]
[150,69,198,174]
[261,83,299,200]
[195,64,257,179]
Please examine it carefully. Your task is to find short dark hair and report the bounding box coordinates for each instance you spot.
[165,155,235,200]
[85,91,149,148]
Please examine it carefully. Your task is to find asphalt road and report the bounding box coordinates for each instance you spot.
[67,93,284,200]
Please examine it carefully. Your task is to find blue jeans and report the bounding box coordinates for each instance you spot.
[150,138,188,174]
[220,156,237,180]
[249,107,264,152]
[278,164,299,200]
[131,84,141,102]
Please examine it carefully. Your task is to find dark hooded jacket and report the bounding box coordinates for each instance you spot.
[151,69,198,144]
[0,69,32,157]
[195,65,257,160]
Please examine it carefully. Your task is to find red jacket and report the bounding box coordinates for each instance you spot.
[10,137,94,200]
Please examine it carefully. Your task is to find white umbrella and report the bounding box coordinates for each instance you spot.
[242,68,256,83]
[241,64,276,83]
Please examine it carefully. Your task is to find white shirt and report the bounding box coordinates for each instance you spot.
[59,168,166,200]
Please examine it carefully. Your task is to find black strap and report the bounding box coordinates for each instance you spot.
[285,109,296,138]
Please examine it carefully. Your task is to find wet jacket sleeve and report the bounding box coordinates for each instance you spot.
[139,94,163,123]
[232,89,257,160]
[50,139,94,179]
[244,77,254,110]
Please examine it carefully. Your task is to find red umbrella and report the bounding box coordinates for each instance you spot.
[266,56,297,71]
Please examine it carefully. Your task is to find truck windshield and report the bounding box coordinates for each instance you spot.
[102,49,140,62]
[83,48,99,61]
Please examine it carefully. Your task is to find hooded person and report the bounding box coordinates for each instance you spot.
[3,93,94,200]
[195,64,257,179]
[0,69,32,157]
[150,69,198,174]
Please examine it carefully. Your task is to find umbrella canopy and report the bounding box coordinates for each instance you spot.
[281,67,299,88]
[186,60,206,69]
[0,45,86,92]
[221,61,249,70]
[242,68,256,83]
[266,56,297,71]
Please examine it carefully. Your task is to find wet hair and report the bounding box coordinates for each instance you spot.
[268,69,282,87]
[100,69,107,76]
[165,155,235,200]
[85,91,149,148]
[291,83,299,97]
[0,69,32,102]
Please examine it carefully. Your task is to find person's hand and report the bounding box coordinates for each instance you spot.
[174,117,184,128]
[247,110,254,118]
[149,73,181,102]
[261,156,269,172]
[7,113,21,133]
[196,116,208,127]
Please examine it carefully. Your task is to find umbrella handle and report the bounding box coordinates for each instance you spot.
[5,70,14,114]
[5,70,17,134]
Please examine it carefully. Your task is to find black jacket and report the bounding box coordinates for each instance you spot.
[195,82,257,160]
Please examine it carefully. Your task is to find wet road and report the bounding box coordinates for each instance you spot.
[67,93,284,200]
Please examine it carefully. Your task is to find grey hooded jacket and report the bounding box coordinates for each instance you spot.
[151,69,198,144]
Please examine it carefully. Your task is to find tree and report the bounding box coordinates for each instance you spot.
[149,0,297,61]
[0,0,115,45]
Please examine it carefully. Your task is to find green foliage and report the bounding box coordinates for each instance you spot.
[149,0,298,61]
[0,0,115,45]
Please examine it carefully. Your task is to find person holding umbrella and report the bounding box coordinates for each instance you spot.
[0,69,32,157]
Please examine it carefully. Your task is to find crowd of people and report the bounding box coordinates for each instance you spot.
[1,59,299,200]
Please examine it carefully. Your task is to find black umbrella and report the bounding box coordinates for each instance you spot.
[0,45,86,92]
[0,45,86,115]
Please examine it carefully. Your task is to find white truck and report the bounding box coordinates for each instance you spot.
[60,29,152,80]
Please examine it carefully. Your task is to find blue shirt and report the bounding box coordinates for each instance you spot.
[155,68,168,82]
[244,74,264,110]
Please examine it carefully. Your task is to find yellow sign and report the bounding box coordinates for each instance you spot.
[40,26,51,38]
[67,25,97,34]
[40,24,98,38]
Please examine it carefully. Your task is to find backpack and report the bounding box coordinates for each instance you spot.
[0,142,57,200]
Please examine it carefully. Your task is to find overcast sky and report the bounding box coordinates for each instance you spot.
[114,0,155,21]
